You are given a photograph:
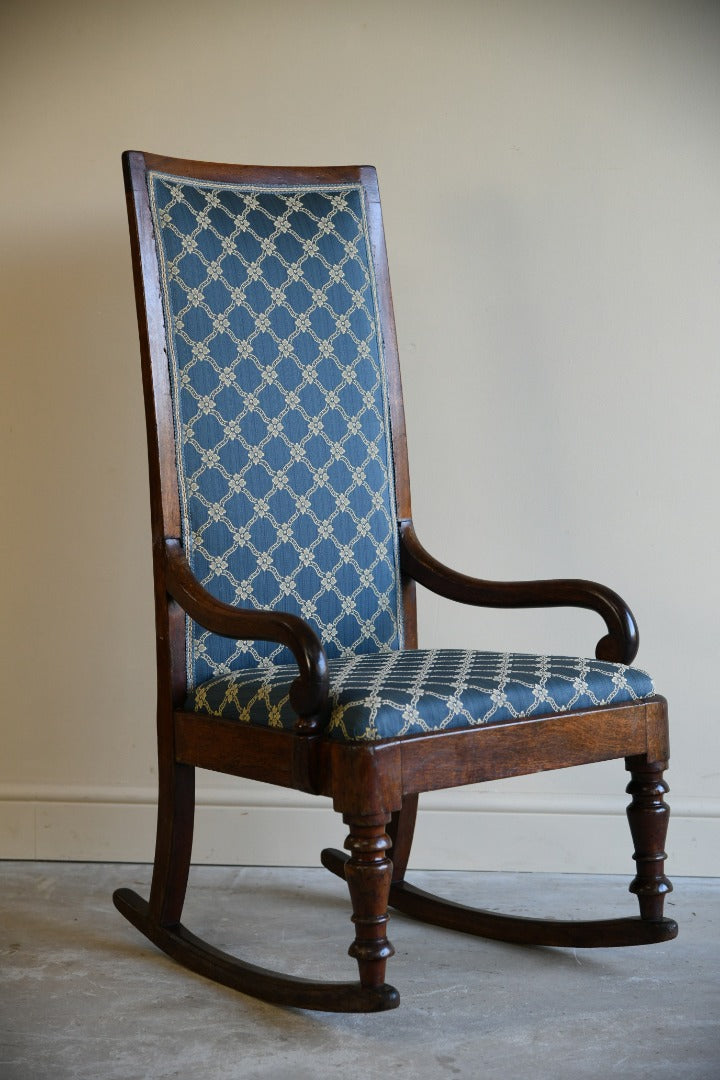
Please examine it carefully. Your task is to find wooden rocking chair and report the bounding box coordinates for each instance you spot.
[115,151,676,1012]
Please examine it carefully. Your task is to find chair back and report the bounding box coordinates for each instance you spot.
[125,155,414,688]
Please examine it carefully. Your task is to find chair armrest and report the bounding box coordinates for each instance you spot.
[164,539,329,719]
[399,521,639,664]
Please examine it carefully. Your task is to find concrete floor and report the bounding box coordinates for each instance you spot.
[0,863,717,1080]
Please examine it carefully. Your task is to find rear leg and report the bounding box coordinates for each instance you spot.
[114,758,195,927]
[386,794,419,884]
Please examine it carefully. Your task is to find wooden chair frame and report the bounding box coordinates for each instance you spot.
[114,151,676,1012]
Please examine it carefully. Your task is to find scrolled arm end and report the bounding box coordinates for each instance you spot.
[595,633,624,663]
[587,591,639,665]
[163,538,329,725]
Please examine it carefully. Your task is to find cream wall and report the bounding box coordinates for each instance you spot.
[2,0,718,874]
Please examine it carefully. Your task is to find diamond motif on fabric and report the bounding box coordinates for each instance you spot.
[148,174,403,687]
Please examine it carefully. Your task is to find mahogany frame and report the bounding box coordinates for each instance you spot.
[114,151,676,1012]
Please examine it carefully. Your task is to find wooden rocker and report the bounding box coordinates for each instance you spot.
[115,151,676,1012]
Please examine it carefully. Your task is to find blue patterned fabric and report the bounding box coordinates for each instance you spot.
[186,651,655,742]
[148,173,403,687]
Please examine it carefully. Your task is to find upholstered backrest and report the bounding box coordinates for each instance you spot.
[147,171,404,687]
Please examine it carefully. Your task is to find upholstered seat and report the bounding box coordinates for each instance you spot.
[115,152,676,1014]
[188,650,655,741]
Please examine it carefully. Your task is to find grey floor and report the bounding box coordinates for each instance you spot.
[1,863,717,1080]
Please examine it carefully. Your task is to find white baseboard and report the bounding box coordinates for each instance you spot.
[1,783,717,875]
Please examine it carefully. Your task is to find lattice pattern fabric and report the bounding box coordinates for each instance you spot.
[148,173,403,687]
[186,650,655,742]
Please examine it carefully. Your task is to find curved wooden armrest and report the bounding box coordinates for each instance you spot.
[164,539,329,719]
[399,521,639,664]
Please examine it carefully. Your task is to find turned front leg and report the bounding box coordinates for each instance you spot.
[343,813,394,988]
[625,756,673,921]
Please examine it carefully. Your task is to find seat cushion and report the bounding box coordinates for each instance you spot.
[186,649,655,742]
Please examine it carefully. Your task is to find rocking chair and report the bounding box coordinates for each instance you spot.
[114,151,676,1012]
